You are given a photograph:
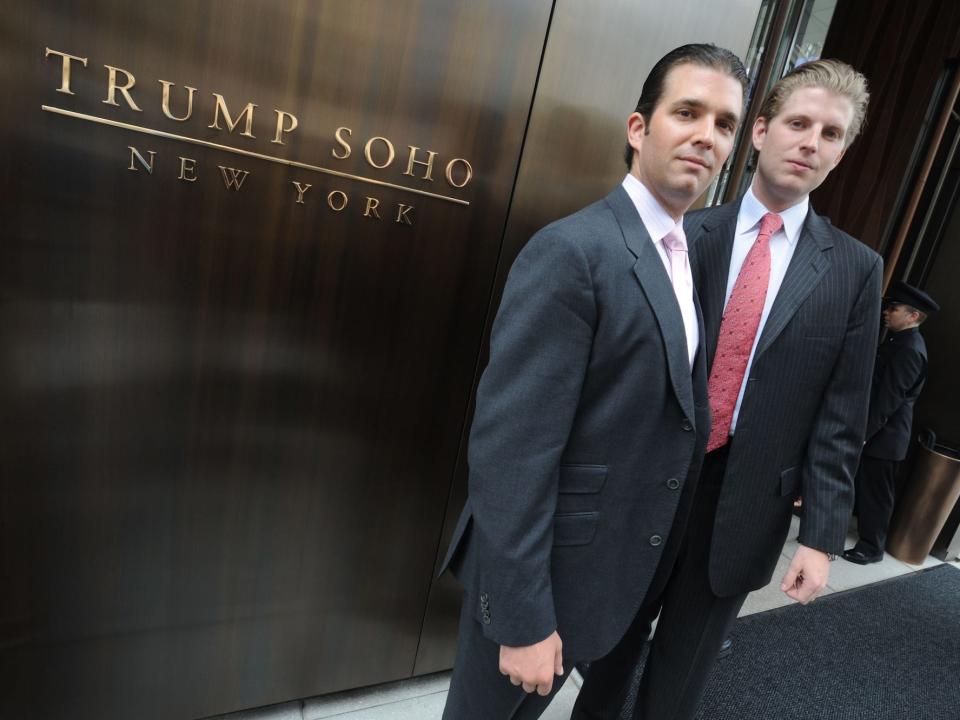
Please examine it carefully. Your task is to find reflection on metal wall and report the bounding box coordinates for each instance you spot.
[416,0,763,675]
[0,2,551,718]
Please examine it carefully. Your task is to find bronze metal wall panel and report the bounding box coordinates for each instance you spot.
[415,0,762,675]
[0,2,551,718]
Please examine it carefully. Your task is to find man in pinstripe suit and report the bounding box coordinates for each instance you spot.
[587,60,883,720]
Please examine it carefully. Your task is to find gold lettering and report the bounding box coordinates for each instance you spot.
[178,157,198,182]
[327,190,348,211]
[332,127,353,160]
[127,146,156,173]
[395,203,414,225]
[445,158,473,188]
[159,80,196,122]
[45,48,88,95]
[272,110,298,145]
[103,65,142,111]
[364,137,395,169]
[218,165,249,190]
[292,181,312,204]
[404,146,437,181]
[363,196,381,219]
[209,94,257,138]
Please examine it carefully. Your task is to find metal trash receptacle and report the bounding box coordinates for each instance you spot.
[932,490,960,561]
[887,440,960,565]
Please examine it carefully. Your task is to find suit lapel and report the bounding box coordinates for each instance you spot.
[754,209,832,358]
[687,203,738,368]
[606,186,695,423]
[691,286,708,406]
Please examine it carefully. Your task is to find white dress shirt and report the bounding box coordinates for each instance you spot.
[621,173,699,369]
[726,186,809,432]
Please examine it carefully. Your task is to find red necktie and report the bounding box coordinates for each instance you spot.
[706,212,783,452]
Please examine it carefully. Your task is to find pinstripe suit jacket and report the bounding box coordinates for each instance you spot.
[441,186,711,661]
[686,200,882,597]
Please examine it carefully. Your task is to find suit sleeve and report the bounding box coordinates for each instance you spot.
[864,346,925,441]
[467,228,596,648]
[798,254,883,554]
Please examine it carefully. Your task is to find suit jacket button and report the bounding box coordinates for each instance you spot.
[482,613,491,624]
[649,534,663,546]
[666,478,681,490]
[681,420,693,432]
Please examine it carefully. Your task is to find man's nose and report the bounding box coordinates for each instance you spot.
[691,117,715,148]
[798,127,820,153]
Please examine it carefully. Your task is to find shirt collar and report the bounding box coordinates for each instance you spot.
[621,173,683,244]
[737,185,809,246]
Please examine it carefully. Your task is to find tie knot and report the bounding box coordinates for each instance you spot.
[759,212,784,239]
[663,227,687,253]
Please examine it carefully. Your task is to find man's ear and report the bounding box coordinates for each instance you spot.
[626,112,646,156]
[752,115,768,152]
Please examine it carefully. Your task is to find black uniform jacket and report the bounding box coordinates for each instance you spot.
[863,326,927,461]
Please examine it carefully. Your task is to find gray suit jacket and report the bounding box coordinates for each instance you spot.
[686,200,882,596]
[441,186,711,661]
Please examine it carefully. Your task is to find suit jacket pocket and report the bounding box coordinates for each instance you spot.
[553,511,599,546]
[802,324,846,338]
[780,466,801,497]
[558,464,607,494]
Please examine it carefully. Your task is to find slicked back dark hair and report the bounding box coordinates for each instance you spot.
[624,44,748,170]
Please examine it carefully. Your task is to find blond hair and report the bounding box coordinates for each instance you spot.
[758,59,869,145]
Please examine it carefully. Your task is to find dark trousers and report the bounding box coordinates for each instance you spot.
[572,445,747,720]
[853,455,899,556]
[442,596,582,720]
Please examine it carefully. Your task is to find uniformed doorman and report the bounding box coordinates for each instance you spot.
[844,281,939,564]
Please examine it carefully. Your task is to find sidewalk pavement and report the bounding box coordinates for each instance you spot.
[208,515,956,720]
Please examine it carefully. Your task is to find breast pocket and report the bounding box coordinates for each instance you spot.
[803,326,846,339]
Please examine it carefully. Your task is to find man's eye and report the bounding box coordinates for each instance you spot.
[677,109,693,118]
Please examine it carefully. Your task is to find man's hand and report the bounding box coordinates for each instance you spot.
[499,631,564,696]
[780,544,831,604]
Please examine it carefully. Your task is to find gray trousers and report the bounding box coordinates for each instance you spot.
[441,598,583,720]
[571,446,747,720]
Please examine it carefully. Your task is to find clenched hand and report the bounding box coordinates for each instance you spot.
[781,544,831,604]
[499,631,564,696]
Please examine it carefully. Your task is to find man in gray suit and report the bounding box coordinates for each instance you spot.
[438,44,747,720]
[592,59,881,720]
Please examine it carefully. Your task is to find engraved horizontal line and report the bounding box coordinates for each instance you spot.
[40,105,470,206]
